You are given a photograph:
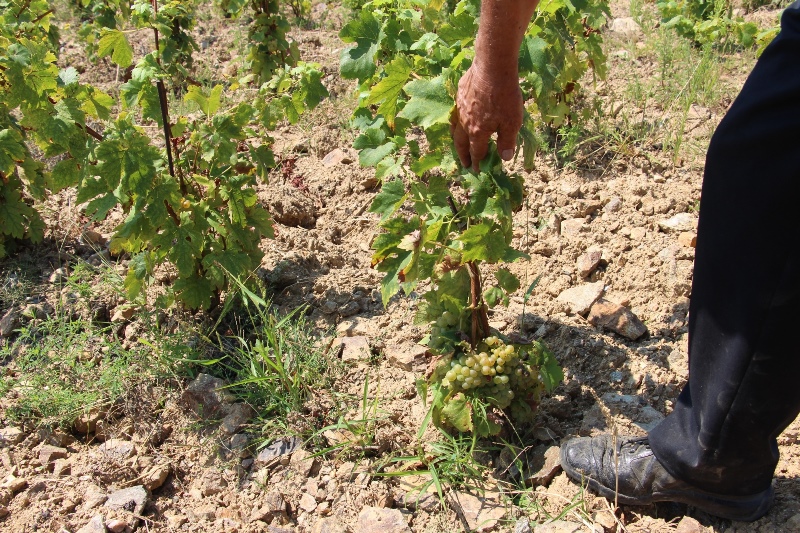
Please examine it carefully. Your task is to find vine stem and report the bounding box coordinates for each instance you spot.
[150,0,181,193]
[467,262,490,348]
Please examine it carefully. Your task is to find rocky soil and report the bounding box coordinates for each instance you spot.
[2,1,799,533]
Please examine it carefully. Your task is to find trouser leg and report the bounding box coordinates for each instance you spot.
[648,2,800,496]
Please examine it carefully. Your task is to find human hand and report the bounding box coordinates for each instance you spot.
[450,64,524,172]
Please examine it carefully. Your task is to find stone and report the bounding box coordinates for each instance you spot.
[592,510,617,532]
[221,403,255,435]
[448,491,506,532]
[82,229,107,247]
[678,232,697,248]
[3,475,27,494]
[339,301,361,317]
[76,515,106,533]
[255,437,302,467]
[312,518,348,533]
[525,446,562,487]
[556,281,604,316]
[322,148,353,167]
[299,492,318,513]
[0,505,8,518]
[334,336,372,362]
[104,485,148,516]
[74,407,106,434]
[785,513,800,531]
[604,196,622,213]
[560,218,585,237]
[576,249,603,278]
[0,426,23,445]
[106,519,128,533]
[110,306,136,323]
[335,318,378,337]
[587,298,647,340]
[291,449,319,477]
[515,518,533,533]
[608,17,641,36]
[53,458,71,476]
[386,343,428,371]
[143,464,170,491]
[658,212,696,233]
[249,492,288,523]
[0,307,20,337]
[49,267,69,284]
[100,439,135,462]
[533,520,583,533]
[182,373,234,418]
[601,393,665,433]
[84,484,108,510]
[165,513,188,528]
[39,445,68,466]
[675,516,704,533]
[667,349,689,379]
[200,471,227,496]
[356,506,411,533]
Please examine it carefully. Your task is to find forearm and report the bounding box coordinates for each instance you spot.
[473,0,539,80]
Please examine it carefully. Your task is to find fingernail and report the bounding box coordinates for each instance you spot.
[501,149,513,160]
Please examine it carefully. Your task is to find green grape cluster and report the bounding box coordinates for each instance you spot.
[440,336,541,410]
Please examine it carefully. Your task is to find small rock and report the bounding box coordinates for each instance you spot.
[556,281,604,316]
[76,515,106,533]
[110,306,136,323]
[100,439,135,462]
[338,300,361,317]
[291,449,319,477]
[576,249,603,278]
[667,349,689,379]
[356,506,411,533]
[312,517,347,533]
[182,373,234,418]
[0,426,23,445]
[604,197,622,213]
[39,445,68,467]
[675,516,704,533]
[74,407,106,434]
[322,148,354,167]
[143,464,170,491]
[104,485,148,516]
[106,519,128,533]
[785,513,800,531]
[593,510,617,532]
[560,218,585,236]
[53,458,71,476]
[525,446,562,487]
[0,505,8,518]
[254,436,302,467]
[334,336,372,362]
[608,17,641,35]
[84,484,108,510]
[3,475,28,493]
[299,492,318,513]
[0,307,20,337]
[515,518,533,533]
[629,227,647,241]
[199,471,227,496]
[386,343,428,371]
[249,492,288,523]
[48,267,69,284]
[221,403,255,435]
[82,229,107,247]
[587,298,647,340]
[678,232,697,248]
[165,512,188,528]
[533,520,583,533]
[658,212,696,233]
[561,182,582,198]
[448,491,506,532]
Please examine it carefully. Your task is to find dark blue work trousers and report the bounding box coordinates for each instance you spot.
[648,1,800,495]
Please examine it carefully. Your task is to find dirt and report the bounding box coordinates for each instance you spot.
[2,1,800,532]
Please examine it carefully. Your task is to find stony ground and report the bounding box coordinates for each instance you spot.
[2,1,800,532]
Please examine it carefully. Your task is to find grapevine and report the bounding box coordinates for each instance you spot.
[341,0,609,434]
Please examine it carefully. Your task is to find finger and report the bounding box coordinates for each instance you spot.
[497,124,518,162]
[452,121,472,169]
[469,131,491,172]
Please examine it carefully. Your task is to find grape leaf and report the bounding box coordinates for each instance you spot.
[185,84,223,117]
[397,76,453,129]
[440,393,473,432]
[97,29,134,68]
[173,274,213,310]
[495,268,520,293]
[364,56,412,128]
[369,179,407,221]
[458,222,526,263]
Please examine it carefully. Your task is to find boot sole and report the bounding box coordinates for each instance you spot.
[561,447,774,522]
